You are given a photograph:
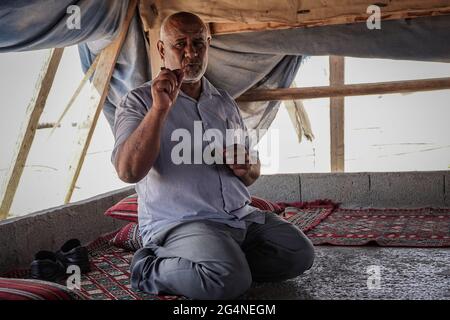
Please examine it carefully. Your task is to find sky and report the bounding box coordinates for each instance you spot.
[0,46,449,217]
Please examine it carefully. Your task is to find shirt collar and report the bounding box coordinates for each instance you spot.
[179,76,221,102]
[201,76,221,99]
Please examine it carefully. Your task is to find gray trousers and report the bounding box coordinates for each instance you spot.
[130,212,315,300]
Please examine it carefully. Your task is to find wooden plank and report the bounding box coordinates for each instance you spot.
[329,56,345,172]
[210,22,295,35]
[139,0,164,79]
[64,0,137,204]
[149,26,162,79]
[237,77,450,102]
[0,48,64,220]
[285,99,303,143]
[38,122,60,130]
[284,81,315,143]
[49,55,99,136]
[140,0,450,32]
[140,0,294,25]
[210,5,450,35]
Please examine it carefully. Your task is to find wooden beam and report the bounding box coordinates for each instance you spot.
[140,0,450,34]
[285,99,303,143]
[237,77,450,102]
[50,55,99,137]
[140,0,297,25]
[0,48,64,220]
[64,0,137,204]
[149,26,162,79]
[210,22,295,35]
[38,122,61,130]
[210,5,450,35]
[284,81,315,143]
[329,56,345,172]
[140,0,164,79]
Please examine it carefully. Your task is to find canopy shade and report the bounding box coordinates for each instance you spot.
[1,0,450,130]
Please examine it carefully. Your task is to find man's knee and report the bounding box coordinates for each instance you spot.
[130,247,157,292]
[192,262,252,300]
[281,233,315,280]
[295,237,315,272]
[130,247,253,300]
[245,220,316,282]
[273,230,315,280]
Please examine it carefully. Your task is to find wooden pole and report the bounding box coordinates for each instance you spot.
[38,122,61,129]
[145,0,164,79]
[284,81,315,143]
[49,55,100,137]
[64,0,137,204]
[329,56,345,172]
[237,77,450,102]
[149,27,162,79]
[0,48,64,220]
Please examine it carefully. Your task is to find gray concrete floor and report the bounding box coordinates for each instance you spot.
[245,246,450,300]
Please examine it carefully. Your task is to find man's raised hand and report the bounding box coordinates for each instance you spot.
[151,68,184,113]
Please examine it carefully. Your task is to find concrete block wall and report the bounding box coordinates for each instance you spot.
[445,171,450,206]
[1,171,448,273]
[0,186,135,274]
[249,171,449,208]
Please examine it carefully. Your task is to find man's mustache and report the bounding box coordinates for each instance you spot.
[182,60,202,65]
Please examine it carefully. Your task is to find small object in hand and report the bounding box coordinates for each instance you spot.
[224,144,247,165]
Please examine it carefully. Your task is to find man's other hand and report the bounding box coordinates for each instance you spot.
[223,144,251,177]
[223,144,260,186]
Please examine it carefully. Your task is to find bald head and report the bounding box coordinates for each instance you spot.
[157,12,211,83]
[160,12,210,42]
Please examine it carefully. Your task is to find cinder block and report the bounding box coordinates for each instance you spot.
[369,171,445,207]
[0,220,19,274]
[111,186,136,204]
[444,171,450,207]
[300,173,370,206]
[248,174,300,202]
[0,187,132,274]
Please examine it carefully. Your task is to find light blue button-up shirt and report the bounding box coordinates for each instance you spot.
[112,77,265,245]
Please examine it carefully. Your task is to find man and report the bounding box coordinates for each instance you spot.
[112,11,314,300]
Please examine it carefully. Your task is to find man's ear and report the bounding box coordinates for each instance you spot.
[157,40,164,60]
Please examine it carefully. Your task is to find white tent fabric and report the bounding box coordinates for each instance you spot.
[1,0,450,131]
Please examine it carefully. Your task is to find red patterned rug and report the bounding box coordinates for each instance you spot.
[76,203,335,300]
[278,200,337,232]
[2,202,335,300]
[306,207,450,247]
[5,203,448,300]
[81,234,185,300]
[3,232,186,300]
